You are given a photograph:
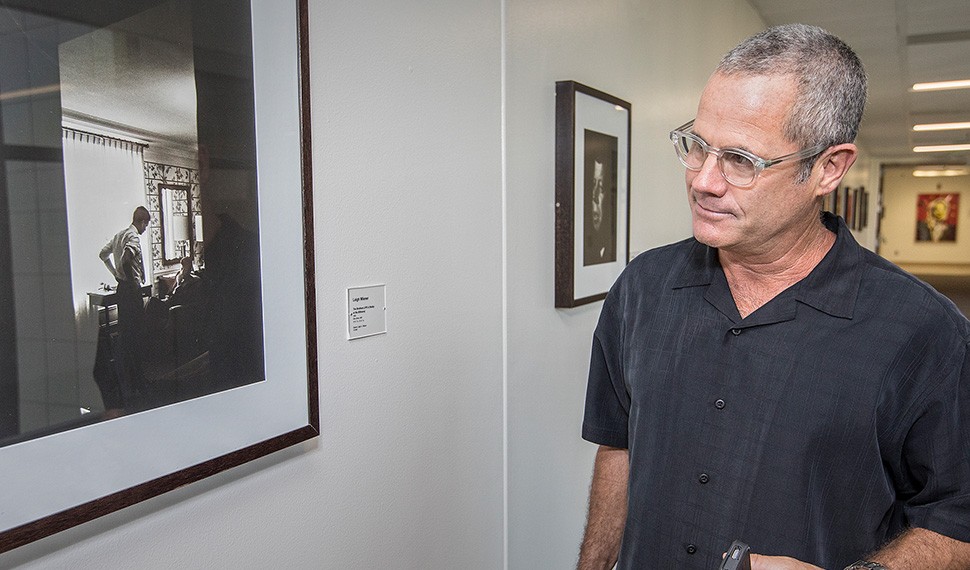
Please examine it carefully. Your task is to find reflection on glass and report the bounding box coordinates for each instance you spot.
[0,0,264,447]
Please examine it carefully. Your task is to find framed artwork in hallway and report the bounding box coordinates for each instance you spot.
[916,193,959,242]
[0,0,318,553]
[555,81,631,308]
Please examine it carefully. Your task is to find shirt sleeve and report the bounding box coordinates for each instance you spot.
[582,279,631,449]
[896,337,970,542]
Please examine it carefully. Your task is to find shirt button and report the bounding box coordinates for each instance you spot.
[715,399,726,409]
[731,328,741,336]
[698,473,710,484]
[685,543,697,555]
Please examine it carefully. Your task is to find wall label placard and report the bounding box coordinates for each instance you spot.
[347,284,387,340]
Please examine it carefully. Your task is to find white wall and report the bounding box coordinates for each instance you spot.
[3,0,505,568]
[504,1,763,567]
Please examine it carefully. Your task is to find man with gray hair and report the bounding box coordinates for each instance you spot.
[578,24,970,569]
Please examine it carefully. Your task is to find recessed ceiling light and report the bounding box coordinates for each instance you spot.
[913,121,970,132]
[914,144,970,153]
[913,168,969,177]
[912,79,970,91]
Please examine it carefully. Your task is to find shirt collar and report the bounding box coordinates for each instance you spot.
[793,212,861,319]
[672,212,862,319]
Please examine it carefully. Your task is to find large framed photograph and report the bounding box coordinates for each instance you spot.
[555,81,630,308]
[0,0,318,551]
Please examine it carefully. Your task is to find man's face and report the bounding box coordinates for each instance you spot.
[135,217,150,234]
[687,73,823,258]
[591,160,605,231]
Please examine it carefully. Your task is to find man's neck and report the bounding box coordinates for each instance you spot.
[718,219,835,318]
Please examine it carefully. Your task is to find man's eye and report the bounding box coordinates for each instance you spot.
[723,152,752,168]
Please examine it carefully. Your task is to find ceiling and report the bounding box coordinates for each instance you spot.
[748,0,970,166]
[54,1,198,149]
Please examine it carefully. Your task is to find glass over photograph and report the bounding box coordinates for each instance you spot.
[583,128,618,266]
[0,0,264,447]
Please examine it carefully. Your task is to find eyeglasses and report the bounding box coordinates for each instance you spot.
[669,120,827,187]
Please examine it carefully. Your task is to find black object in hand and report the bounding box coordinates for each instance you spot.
[719,540,751,570]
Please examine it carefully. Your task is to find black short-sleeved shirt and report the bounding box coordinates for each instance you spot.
[583,213,970,569]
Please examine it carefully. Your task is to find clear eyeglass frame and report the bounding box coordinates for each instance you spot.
[669,120,828,187]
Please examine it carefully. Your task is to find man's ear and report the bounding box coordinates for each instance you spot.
[814,143,858,198]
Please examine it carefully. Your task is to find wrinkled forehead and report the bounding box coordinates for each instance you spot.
[699,72,797,117]
[694,72,798,150]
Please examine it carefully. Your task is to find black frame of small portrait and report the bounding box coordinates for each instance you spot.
[555,80,631,308]
[0,0,318,553]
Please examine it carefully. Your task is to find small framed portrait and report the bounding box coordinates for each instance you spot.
[555,81,631,308]
[916,193,959,242]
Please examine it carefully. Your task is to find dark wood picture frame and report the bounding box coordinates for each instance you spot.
[0,0,318,553]
[555,80,631,308]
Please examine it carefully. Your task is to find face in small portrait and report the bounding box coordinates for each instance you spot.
[584,129,618,266]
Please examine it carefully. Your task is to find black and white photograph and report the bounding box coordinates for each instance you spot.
[0,0,317,552]
[583,129,618,266]
[555,80,630,308]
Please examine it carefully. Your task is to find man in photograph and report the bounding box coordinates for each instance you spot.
[584,130,617,265]
[97,206,151,412]
[578,24,970,570]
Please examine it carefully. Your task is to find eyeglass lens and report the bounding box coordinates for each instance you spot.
[673,133,758,186]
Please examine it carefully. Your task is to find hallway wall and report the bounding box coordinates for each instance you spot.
[3,0,505,567]
[843,153,879,252]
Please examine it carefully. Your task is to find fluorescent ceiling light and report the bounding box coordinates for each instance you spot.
[913,121,970,132]
[914,144,970,153]
[0,83,60,101]
[913,168,969,177]
[912,79,970,91]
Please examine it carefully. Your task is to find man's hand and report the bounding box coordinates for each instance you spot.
[750,554,821,570]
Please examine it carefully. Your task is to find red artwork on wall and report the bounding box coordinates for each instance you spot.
[916,193,959,242]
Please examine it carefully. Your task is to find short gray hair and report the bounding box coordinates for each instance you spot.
[716,24,867,181]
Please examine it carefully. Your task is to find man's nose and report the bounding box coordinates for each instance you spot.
[690,153,727,195]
